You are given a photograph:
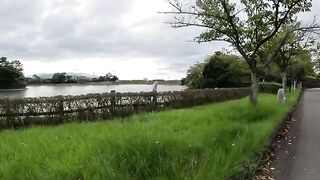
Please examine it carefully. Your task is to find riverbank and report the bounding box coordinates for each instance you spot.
[0,92,299,179]
[0,84,186,98]
[0,83,26,90]
[25,80,181,86]
[26,81,181,86]
[0,87,26,92]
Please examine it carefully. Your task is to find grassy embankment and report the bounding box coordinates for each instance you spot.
[0,91,300,179]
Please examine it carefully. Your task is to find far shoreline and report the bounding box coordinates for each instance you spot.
[24,80,182,87]
[0,87,27,92]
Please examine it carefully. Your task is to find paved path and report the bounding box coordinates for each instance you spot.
[273,89,320,180]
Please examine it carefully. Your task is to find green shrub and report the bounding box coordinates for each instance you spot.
[259,82,282,94]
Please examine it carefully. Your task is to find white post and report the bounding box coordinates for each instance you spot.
[152,81,158,92]
[277,88,285,104]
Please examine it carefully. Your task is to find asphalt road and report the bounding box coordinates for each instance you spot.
[273,89,320,180]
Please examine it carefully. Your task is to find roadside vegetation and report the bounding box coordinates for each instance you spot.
[165,0,318,105]
[0,91,299,179]
[182,51,315,90]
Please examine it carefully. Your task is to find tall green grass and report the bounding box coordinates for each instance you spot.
[0,91,300,179]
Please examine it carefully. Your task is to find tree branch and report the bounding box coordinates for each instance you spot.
[219,0,249,62]
[252,1,300,59]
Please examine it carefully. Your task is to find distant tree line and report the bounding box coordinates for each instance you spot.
[26,72,119,85]
[92,73,119,83]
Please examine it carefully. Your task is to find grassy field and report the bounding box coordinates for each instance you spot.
[0,91,299,179]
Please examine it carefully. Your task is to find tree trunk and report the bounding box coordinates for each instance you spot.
[282,72,287,92]
[249,72,258,106]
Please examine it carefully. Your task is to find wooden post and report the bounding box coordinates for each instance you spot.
[58,96,64,123]
[5,99,13,128]
[111,90,116,117]
[152,92,157,111]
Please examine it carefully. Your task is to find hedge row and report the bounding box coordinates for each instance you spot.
[259,82,283,94]
[0,88,250,129]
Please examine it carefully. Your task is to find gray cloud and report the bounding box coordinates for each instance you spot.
[0,0,215,57]
[0,0,317,79]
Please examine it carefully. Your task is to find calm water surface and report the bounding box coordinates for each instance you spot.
[0,84,186,98]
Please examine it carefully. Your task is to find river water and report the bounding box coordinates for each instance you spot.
[0,84,186,98]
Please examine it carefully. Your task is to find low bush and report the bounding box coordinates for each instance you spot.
[259,82,283,94]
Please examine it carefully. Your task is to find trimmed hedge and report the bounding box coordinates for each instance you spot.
[303,79,320,88]
[259,82,282,94]
[0,88,250,129]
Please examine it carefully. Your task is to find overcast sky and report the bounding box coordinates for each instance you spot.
[1,0,319,80]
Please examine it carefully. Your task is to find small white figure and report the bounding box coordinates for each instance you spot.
[152,81,158,92]
[277,88,285,104]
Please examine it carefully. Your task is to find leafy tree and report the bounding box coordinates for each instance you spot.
[183,52,250,89]
[25,74,42,84]
[32,74,41,81]
[290,50,315,82]
[259,63,282,83]
[65,75,77,83]
[202,53,250,88]
[52,73,67,84]
[98,76,105,82]
[182,61,207,89]
[105,73,119,82]
[258,22,319,91]
[0,57,25,88]
[165,0,313,105]
[110,75,119,82]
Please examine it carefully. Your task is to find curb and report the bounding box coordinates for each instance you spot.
[254,90,304,179]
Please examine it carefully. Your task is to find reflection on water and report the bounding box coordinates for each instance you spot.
[0,84,186,98]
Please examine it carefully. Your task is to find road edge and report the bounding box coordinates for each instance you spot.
[254,90,304,180]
